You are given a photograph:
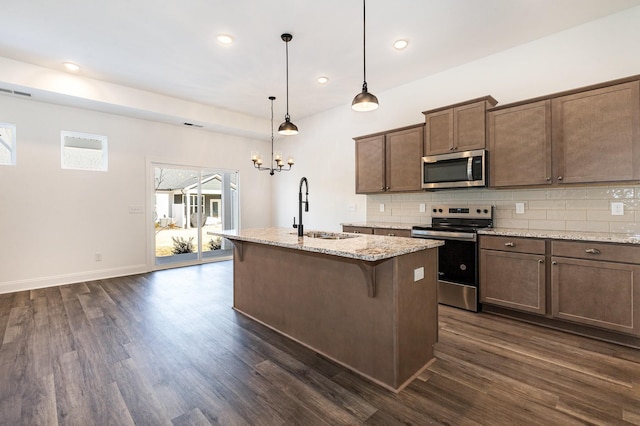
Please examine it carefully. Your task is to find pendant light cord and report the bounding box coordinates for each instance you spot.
[285,39,291,120]
[270,97,275,164]
[362,0,367,85]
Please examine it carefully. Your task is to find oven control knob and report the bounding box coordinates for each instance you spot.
[432,208,437,213]
[438,208,443,213]
[484,209,489,214]
[476,208,481,213]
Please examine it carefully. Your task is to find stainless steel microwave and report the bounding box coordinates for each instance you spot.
[422,149,487,190]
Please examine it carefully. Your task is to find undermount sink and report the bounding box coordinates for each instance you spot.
[291,231,359,240]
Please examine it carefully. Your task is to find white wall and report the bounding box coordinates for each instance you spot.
[2,6,640,293]
[272,6,640,232]
[0,95,271,293]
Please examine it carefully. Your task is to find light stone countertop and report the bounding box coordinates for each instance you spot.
[209,227,443,262]
[340,222,416,230]
[479,228,640,245]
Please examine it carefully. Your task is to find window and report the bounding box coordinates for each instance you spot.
[0,123,16,166]
[61,131,108,171]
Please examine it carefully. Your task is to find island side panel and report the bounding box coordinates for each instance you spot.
[394,248,438,388]
[232,241,398,387]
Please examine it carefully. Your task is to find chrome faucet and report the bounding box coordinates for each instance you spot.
[293,177,309,237]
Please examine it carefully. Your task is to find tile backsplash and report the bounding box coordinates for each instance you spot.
[367,185,640,234]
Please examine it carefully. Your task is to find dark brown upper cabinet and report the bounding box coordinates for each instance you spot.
[354,124,424,194]
[489,77,640,188]
[423,96,497,156]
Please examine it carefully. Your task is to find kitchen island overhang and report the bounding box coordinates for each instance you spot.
[209,228,443,392]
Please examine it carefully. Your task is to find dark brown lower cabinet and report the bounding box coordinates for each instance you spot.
[342,226,411,238]
[480,236,546,315]
[481,235,640,340]
[551,241,640,336]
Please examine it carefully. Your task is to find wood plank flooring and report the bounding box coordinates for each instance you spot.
[1,260,639,425]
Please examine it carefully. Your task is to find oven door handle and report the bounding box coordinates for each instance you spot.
[412,230,477,241]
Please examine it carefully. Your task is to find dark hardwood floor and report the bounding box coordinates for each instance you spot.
[1,261,639,425]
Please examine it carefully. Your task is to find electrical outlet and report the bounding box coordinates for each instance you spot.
[95,252,102,262]
[414,267,424,282]
[347,203,356,212]
[611,202,624,216]
[129,205,144,214]
[419,203,426,213]
[379,204,385,212]
[515,202,525,214]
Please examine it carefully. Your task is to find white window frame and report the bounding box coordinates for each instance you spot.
[0,122,16,166]
[61,130,108,171]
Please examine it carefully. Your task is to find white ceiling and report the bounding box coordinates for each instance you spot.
[2,0,640,122]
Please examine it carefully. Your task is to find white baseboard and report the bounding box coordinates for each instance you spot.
[0,264,149,294]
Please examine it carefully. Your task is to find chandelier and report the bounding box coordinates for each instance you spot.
[251,96,294,175]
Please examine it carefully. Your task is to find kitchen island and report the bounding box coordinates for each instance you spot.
[209,227,443,392]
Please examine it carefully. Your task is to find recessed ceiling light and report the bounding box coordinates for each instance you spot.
[216,34,234,45]
[316,76,329,85]
[63,62,80,72]
[393,39,409,50]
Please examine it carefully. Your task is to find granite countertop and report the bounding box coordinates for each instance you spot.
[341,222,416,230]
[479,228,640,245]
[209,227,443,262]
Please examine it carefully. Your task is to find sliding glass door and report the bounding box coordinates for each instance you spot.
[153,164,238,266]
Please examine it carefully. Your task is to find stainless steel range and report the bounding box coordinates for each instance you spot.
[411,205,493,312]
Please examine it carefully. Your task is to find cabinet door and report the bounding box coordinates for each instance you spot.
[373,228,412,237]
[425,109,453,155]
[355,135,385,194]
[342,226,373,234]
[552,81,640,184]
[551,257,640,336]
[480,249,546,315]
[488,101,552,187]
[385,126,424,192]
[455,101,489,152]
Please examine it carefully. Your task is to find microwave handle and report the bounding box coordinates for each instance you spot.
[467,157,473,181]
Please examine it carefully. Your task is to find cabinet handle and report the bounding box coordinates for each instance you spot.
[387,233,395,236]
[585,248,601,255]
[353,231,361,234]
[557,176,563,181]
[504,242,515,247]
[552,261,558,265]
[386,187,390,190]
[546,177,551,181]
[538,259,544,264]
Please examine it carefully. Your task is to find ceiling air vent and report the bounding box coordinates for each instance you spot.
[0,88,32,97]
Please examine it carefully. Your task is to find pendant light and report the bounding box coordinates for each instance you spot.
[352,0,379,112]
[278,33,299,135]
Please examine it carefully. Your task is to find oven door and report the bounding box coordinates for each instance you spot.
[437,237,477,287]
[413,230,479,312]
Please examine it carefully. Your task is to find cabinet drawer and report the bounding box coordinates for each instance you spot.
[342,226,374,234]
[552,240,639,263]
[373,228,412,238]
[480,235,545,254]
